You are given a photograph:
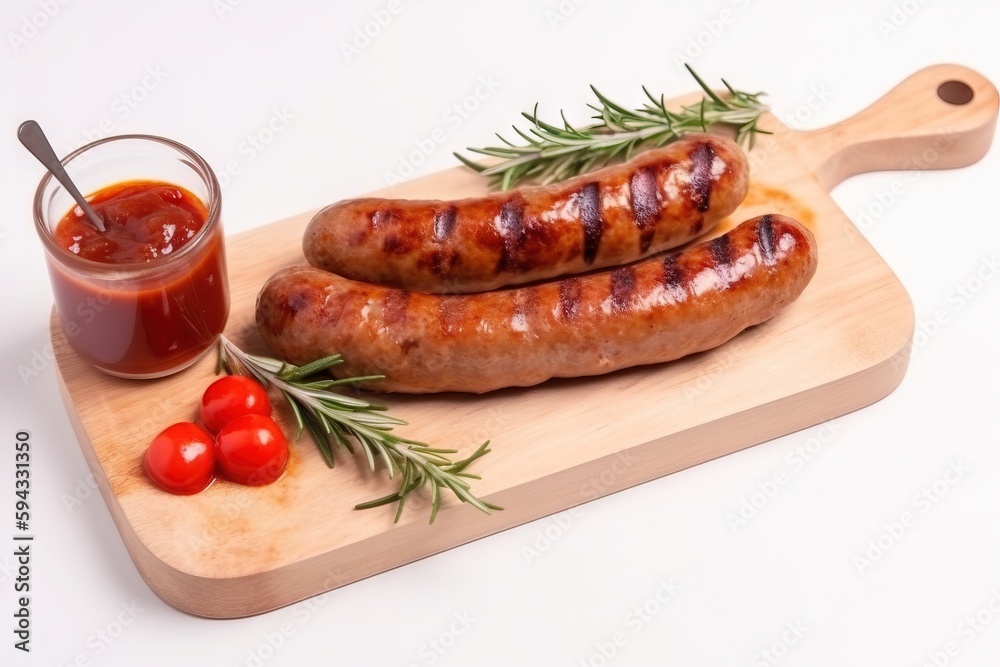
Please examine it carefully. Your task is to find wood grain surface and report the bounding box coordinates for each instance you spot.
[51,64,998,617]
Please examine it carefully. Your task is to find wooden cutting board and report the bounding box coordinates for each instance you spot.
[52,64,998,618]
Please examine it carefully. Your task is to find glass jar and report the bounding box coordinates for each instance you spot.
[34,134,230,379]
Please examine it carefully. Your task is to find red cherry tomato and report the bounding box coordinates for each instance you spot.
[200,375,271,433]
[144,422,216,495]
[215,414,289,486]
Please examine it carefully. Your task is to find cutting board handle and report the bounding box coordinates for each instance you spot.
[794,64,999,190]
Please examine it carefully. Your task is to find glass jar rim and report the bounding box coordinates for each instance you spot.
[33,133,222,274]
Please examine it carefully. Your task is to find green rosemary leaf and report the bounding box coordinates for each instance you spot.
[305,411,335,467]
[354,491,401,511]
[453,150,488,172]
[456,66,768,190]
[685,63,725,105]
[283,389,306,438]
[429,481,441,524]
[216,335,498,523]
[277,353,344,382]
[511,124,542,147]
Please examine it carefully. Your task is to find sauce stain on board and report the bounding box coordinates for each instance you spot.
[692,183,815,243]
[738,182,816,229]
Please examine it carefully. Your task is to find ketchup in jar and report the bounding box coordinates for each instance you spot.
[34,135,229,378]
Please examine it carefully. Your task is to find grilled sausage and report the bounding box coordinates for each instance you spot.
[258,214,817,394]
[303,134,749,293]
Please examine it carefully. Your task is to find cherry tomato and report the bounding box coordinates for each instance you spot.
[200,375,271,433]
[144,422,216,495]
[215,414,288,486]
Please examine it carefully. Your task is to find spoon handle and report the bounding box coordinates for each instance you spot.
[18,120,106,233]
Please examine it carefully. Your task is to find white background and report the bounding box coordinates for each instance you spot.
[2,0,999,665]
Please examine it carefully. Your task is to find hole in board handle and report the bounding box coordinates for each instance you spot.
[937,80,974,105]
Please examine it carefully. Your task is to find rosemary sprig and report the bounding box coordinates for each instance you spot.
[455,64,769,190]
[216,335,501,524]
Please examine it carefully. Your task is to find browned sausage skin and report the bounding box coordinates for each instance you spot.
[258,215,817,394]
[303,134,749,293]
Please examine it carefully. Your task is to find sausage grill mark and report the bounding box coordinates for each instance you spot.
[610,267,636,314]
[511,287,538,331]
[688,141,715,213]
[429,251,448,277]
[383,290,410,328]
[559,279,582,320]
[370,207,401,231]
[709,235,733,283]
[382,235,408,255]
[433,206,457,241]
[578,182,603,264]
[270,289,308,335]
[496,198,527,271]
[709,235,732,264]
[438,296,465,336]
[662,255,686,300]
[629,166,660,253]
[757,214,776,265]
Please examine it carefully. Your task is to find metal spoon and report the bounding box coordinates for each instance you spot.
[18,120,106,232]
